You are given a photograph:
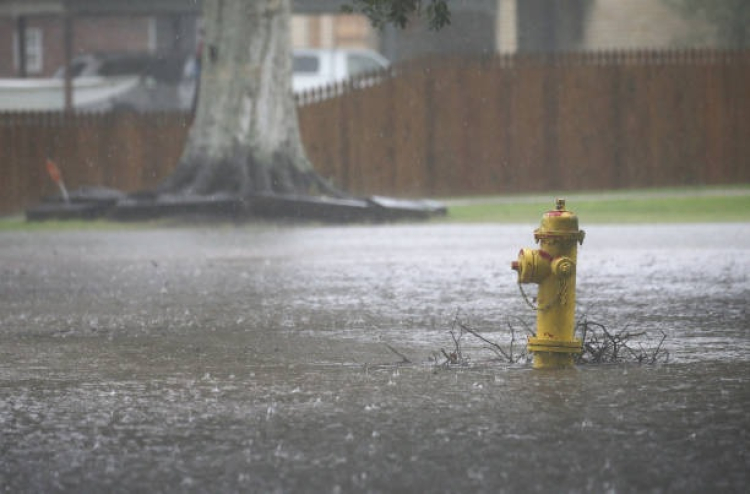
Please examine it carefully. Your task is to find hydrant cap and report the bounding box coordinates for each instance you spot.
[535,198,585,244]
[540,198,579,232]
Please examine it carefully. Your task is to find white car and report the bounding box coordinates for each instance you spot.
[0,75,140,112]
[292,48,390,93]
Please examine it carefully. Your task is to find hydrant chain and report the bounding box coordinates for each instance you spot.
[517,276,567,312]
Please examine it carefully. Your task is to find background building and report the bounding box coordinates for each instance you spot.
[0,0,742,78]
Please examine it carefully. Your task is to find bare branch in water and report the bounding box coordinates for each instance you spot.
[383,342,411,364]
[576,317,670,364]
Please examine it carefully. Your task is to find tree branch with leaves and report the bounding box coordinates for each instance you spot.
[342,0,451,30]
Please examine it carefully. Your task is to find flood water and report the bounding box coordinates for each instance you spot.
[1,222,748,493]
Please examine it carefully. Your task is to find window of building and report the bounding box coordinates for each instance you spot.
[293,55,319,74]
[14,27,44,75]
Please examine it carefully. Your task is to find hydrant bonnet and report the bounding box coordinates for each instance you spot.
[534,199,585,246]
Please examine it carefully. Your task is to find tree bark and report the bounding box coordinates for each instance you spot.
[158,0,338,198]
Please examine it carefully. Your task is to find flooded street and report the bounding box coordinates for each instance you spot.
[1,222,748,493]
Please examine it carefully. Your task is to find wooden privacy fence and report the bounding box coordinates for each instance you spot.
[0,112,190,215]
[299,49,750,197]
[1,49,749,215]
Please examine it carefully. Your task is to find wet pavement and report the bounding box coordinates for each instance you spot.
[1,222,749,493]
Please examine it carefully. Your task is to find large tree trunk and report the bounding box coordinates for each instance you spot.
[158,0,337,198]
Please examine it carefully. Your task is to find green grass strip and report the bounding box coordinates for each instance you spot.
[2,186,749,230]
[444,189,750,224]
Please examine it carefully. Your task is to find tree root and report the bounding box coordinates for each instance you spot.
[155,151,349,200]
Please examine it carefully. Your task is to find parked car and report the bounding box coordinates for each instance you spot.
[53,52,190,112]
[291,48,390,93]
[0,75,140,112]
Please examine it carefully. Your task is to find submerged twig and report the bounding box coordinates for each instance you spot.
[430,311,668,368]
[383,342,411,364]
[576,317,669,364]
[434,310,468,366]
[434,309,528,366]
[508,315,535,337]
[459,322,511,361]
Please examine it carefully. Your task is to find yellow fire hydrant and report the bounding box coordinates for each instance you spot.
[511,199,585,369]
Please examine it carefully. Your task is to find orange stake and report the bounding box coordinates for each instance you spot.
[45,159,69,203]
